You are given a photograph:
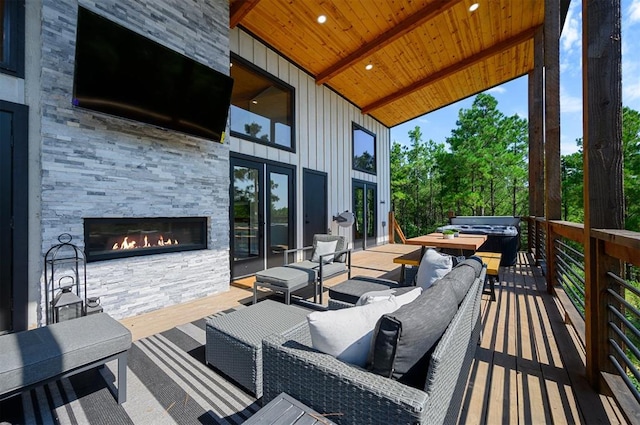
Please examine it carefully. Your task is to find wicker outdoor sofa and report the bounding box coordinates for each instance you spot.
[261,259,487,425]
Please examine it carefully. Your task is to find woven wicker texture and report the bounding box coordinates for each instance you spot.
[205,300,309,397]
[262,267,486,424]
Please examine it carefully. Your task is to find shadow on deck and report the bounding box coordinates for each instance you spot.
[0,245,627,424]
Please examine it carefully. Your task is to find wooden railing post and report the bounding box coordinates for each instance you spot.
[388,211,395,243]
[586,234,622,389]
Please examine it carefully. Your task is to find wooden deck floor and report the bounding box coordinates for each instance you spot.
[122,244,628,424]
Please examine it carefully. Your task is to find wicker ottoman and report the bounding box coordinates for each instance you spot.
[205,300,309,397]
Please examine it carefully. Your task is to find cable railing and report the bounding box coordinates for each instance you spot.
[523,217,640,421]
[606,271,640,401]
[554,238,585,318]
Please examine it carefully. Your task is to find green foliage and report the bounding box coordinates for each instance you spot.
[391,94,528,237]
[623,108,640,231]
[437,94,529,216]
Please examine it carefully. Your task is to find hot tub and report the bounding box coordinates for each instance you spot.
[438,218,520,266]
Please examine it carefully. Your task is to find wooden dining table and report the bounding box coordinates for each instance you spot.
[405,232,488,254]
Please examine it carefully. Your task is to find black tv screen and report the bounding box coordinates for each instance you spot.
[73,7,234,142]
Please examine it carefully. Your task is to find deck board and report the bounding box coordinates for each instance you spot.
[121,245,627,424]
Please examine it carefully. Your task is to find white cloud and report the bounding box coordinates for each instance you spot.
[561,135,582,155]
[560,86,583,114]
[561,3,581,54]
[630,0,640,23]
[485,86,506,94]
[623,78,640,105]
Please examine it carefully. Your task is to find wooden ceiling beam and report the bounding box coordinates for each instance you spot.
[361,25,542,115]
[315,0,463,85]
[230,0,262,29]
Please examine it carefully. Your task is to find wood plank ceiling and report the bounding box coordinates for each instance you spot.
[229,0,545,128]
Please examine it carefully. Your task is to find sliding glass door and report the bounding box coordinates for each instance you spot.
[353,180,377,250]
[230,156,295,278]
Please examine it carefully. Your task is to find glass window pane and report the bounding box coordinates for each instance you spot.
[353,125,376,173]
[367,187,375,237]
[230,57,293,149]
[354,187,364,240]
[233,166,260,259]
[269,172,289,253]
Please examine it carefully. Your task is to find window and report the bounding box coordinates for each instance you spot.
[230,55,294,150]
[0,0,24,77]
[352,123,376,174]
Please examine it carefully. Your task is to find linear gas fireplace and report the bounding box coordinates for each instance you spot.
[84,217,207,262]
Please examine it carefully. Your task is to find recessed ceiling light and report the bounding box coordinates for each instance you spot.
[251,100,258,104]
[469,3,479,12]
[317,15,327,24]
[365,63,373,71]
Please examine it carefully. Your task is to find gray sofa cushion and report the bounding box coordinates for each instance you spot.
[437,256,483,304]
[367,281,458,389]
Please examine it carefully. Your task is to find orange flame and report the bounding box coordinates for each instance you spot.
[111,235,178,250]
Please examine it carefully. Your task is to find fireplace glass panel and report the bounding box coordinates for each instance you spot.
[85,217,207,262]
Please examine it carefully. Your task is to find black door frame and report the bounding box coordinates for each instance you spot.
[302,168,328,248]
[0,100,29,332]
[352,179,377,251]
[229,153,296,278]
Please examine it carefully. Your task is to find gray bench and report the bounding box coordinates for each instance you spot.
[205,300,310,397]
[0,313,132,404]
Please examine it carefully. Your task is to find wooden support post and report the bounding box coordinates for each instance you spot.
[544,0,562,294]
[582,0,624,389]
[529,27,545,223]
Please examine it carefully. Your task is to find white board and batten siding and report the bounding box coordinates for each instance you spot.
[229,28,391,249]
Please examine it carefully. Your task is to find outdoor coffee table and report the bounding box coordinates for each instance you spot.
[244,392,337,424]
[205,300,309,397]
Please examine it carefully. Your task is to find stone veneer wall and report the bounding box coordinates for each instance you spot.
[39,0,231,322]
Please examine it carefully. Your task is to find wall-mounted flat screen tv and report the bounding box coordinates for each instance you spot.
[73,7,233,143]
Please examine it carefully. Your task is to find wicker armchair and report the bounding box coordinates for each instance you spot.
[262,266,486,425]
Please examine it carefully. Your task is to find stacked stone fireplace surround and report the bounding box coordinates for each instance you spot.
[38,0,231,323]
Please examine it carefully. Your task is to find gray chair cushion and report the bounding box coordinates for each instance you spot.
[367,281,458,389]
[256,266,315,288]
[287,261,346,279]
[0,313,131,395]
[437,256,483,304]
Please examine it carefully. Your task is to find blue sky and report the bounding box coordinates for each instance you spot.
[391,0,640,156]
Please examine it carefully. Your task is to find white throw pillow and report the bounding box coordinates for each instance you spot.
[393,287,423,306]
[311,239,338,264]
[414,248,453,290]
[356,289,396,306]
[307,297,401,366]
